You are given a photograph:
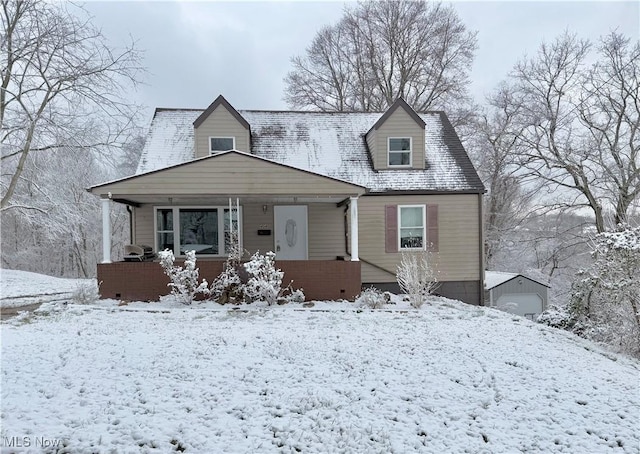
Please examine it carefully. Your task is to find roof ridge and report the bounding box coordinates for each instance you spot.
[152,108,446,115]
[155,107,204,112]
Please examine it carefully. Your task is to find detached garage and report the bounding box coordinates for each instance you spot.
[485,271,550,320]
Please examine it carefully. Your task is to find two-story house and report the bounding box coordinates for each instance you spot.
[89,96,485,304]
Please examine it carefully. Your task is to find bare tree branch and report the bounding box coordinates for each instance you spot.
[501,31,639,233]
[1,0,144,209]
[283,0,477,124]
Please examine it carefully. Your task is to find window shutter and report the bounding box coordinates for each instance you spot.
[385,205,398,253]
[427,204,439,252]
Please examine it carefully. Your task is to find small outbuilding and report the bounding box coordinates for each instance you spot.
[485,271,550,320]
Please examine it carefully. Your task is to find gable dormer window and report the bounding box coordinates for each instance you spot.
[210,137,235,154]
[388,137,412,167]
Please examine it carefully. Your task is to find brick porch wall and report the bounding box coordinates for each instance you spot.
[97,260,361,302]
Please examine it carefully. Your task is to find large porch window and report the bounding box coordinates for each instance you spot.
[154,206,241,256]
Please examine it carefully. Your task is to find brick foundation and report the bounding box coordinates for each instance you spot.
[97,260,361,302]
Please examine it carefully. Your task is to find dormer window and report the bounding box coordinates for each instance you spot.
[210,137,235,154]
[388,137,412,167]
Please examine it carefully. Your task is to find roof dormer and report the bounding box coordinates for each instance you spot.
[365,98,426,170]
[193,95,251,158]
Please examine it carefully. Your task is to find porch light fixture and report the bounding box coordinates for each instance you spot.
[262,204,268,214]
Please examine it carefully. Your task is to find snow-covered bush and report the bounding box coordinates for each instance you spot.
[210,231,245,304]
[278,284,305,304]
[355,287,388,309]
[396,251,439,308]
[210,265,243,305]
[536,305,574,329]
[243,251,284,305]
[564,225,640,357]
[158,249,209,305]
[71,282,100,305]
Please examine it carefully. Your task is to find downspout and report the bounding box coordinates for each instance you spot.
[127,206,134,244]
[349,196,359,261]
[478,192,485,306]
[343,206,350,256]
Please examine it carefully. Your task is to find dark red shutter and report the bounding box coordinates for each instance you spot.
[385,205,398,253]
[427,204,439,252]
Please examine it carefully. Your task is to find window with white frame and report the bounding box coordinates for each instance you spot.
[155,206,240,256]
[398,205,425,249]
[209,137,235,153]
[388,137,412,167]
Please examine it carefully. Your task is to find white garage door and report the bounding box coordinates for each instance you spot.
[496,293,543,319]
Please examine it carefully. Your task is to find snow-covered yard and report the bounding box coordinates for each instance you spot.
[2,288,638,453]
[0,269,94,308]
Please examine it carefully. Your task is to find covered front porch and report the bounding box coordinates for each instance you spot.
[89,150,367,301]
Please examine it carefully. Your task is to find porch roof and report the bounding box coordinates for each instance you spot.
[89,150,366,204]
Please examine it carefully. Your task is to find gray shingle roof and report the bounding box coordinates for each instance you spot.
[136,109,484,193]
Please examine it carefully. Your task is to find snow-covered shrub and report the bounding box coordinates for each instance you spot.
[158,249,209,305]
[210,231,246,304]
[396,251,439,308]
[278,284,305,304]
[565,225,640,357]
[536,305,574,329]
[71,281,100,305]
[286,288,305,304]
[355,287,387,309]
[210,264,243,305]
[243,251,284,305]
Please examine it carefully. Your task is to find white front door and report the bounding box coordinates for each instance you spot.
[274,205,308,260]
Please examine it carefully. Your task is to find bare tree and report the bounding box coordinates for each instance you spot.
[470,84,535,266]
[1,0,143,212]
[578,33,640,227]
[0,144,135,277]
[284,0,477,124]
[506,32,639,233]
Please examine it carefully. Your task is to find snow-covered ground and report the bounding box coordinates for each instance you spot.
[2,285,638,453]
[0,269,94,308]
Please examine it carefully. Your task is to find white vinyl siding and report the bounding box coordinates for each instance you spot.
[92,152,364,197]
[194,105,250,158]
[358,194,481,282]
[372,107,425,170]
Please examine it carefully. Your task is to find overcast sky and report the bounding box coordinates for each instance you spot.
[84,1,639,119]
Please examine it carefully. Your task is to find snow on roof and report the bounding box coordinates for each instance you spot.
[136,108,485,193]
[485,271,519,289]
[485,271,550,290]
[136,109,197,175]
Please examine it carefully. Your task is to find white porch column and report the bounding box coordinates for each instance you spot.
[101,197,112,263]
[350,196,359,261]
